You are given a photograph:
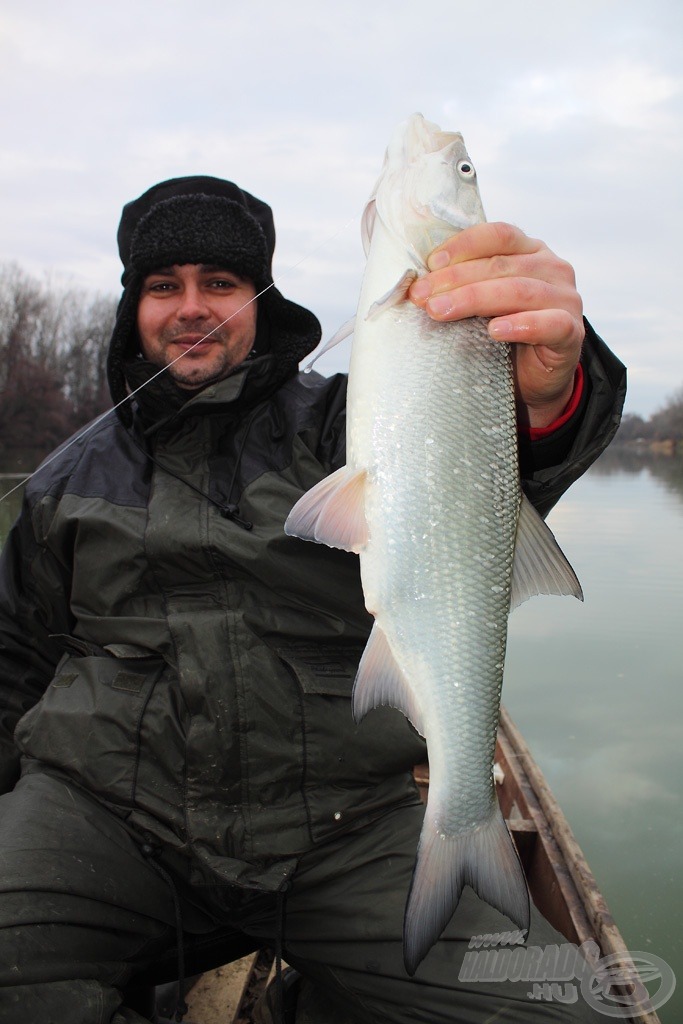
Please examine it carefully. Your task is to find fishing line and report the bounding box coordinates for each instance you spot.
[0,214,357,508]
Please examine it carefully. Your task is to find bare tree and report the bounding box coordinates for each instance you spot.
[0,263,116,457]
[55,291,117,429]
[615,412,651,443]
[649,385,683,442]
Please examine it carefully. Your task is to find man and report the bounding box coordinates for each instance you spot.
[0,176,625,1023]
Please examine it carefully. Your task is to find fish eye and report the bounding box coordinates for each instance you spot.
[457,160,476,179]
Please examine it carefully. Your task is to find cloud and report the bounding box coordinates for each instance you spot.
[1,8,174,78]
[481,61,682,136]
[1,0,682,412]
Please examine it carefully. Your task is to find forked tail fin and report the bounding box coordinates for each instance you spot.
[403,801,530,976]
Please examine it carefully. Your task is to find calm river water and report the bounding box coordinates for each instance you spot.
[0,450,681,1019]
[505,449,682,1021]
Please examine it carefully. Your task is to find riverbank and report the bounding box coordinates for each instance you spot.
[0,448,49,475]
[613,439,683,457]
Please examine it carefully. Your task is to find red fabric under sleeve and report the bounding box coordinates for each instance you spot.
[520,363,584,441]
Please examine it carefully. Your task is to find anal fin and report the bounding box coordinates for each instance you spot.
[352,622,425,737]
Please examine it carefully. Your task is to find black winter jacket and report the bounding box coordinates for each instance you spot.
[0,324,625,892]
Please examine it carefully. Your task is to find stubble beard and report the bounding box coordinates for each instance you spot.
[159,321,255,391]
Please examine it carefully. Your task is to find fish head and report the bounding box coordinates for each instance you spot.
[366,113,486,269]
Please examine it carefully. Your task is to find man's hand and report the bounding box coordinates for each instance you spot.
[408,222,585,429]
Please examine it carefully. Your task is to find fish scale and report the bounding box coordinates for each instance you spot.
[361,313,518,839]
[286,113,583,976]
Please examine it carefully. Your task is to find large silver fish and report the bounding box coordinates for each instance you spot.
[285,113,582,975]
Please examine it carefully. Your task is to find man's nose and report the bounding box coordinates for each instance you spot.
[177,284,210,319]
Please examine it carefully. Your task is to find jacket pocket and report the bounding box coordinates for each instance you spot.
[276,639,426,843]
[15,647,166,806]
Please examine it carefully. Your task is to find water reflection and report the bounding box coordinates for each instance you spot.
[0,448,46,551]
[505,455,683,1020]
[593,445,683,503]
[0,478,24,549]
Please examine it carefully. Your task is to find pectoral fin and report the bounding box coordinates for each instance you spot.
[304,316,356,372]
[284,466,368,553]
[510,494,583,610]
[365,270,418,321]
[352,622,425,737]
[361,197,378,255]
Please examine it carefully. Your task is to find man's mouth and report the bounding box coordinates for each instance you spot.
[171,334,218,350]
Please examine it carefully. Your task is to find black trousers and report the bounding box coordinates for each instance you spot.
[0,771,604,1024]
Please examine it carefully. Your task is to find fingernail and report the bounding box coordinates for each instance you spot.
[427,250,449,271]
[489,320,513,337]
[427,294,453,316]
[410,278,431,301]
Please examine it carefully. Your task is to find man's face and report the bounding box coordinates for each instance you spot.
[137,263,258,390]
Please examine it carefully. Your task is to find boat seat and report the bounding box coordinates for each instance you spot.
[122,929,260,1019]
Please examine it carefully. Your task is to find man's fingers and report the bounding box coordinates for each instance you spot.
[420,277,581,323]
[411,251,574,304]
[488,309,585,354]
[409,221,586,423]
[426,222,541,269]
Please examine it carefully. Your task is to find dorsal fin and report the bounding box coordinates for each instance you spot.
[511,493,583,609]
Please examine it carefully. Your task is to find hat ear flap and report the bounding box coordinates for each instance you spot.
[107,282,141,425]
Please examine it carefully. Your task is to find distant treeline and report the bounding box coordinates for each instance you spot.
[616,389,683,445]
[2,258,681,459]
[0,262,117,456]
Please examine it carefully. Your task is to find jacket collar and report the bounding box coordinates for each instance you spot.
[125,352,287,436]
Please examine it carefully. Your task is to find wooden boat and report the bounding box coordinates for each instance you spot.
[182,706,661,1023]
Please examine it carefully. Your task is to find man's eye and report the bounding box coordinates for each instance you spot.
[208,279,236,289]
[147,281,175,292]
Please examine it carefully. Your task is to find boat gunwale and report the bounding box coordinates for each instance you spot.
[494,705,661,1024]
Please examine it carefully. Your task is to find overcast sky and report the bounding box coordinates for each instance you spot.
[2,0,681,416]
